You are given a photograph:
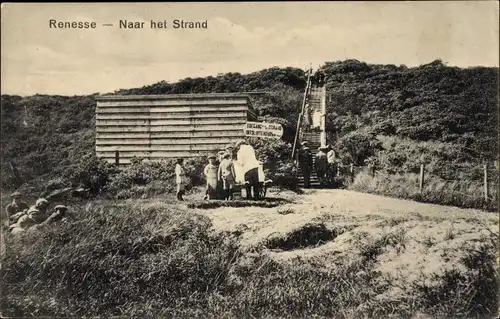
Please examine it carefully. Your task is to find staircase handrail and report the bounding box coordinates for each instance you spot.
[292,68,313,162]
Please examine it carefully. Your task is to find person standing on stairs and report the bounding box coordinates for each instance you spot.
[303,102,312,128]
[312,110,322,130]
[298,141,313,188]
[315,146,329,186]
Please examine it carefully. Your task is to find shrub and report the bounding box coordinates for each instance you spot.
[104,157,208,198]
[336,131,382,166]
[246,137,298,189]
[64,154,119,196]
[272,160,299,190]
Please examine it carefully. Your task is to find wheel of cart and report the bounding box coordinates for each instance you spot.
[233,162,272,199]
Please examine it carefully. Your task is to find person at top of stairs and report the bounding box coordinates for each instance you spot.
[298,141,313,188]
[313,70,326,87]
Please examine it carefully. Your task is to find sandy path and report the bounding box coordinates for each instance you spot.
[199,189,498,245]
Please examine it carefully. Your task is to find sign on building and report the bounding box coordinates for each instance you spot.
[244,121,283,139]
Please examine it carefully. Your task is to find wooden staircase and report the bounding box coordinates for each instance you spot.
[297,76,326,188]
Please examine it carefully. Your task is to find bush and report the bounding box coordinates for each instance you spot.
[104,157,208,198]
[336,131,382,166]
[246,137,298,189]
[272,160,299,190]
[64,154,119,196]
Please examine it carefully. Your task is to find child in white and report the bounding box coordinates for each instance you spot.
[175,158,186,201]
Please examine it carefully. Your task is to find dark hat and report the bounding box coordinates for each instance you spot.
[235,140,248,148]
[223,152,231,159]
[208,154,217,159]
[225,144,235,150]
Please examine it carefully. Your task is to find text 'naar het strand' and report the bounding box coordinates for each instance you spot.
[49,19,208,29]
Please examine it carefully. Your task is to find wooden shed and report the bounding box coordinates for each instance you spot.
[95,93,257,164]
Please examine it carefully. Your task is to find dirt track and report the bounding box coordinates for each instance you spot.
[200,189,498,247]
[195,189,499,300]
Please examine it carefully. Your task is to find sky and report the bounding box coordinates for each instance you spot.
[1,2,499,96]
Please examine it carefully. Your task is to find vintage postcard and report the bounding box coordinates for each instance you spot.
[1,2,499,318]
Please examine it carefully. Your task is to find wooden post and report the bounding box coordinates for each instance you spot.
[115,151,120,165]
[484,164,488,201]
[419,164,425,193]
[350,163,354,182]
[371,165,376,177]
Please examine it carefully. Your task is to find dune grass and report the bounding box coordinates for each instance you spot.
[1,199,498,318]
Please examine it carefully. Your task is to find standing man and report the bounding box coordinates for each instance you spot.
[298,141,313,188]
[315,146,329,186]
[216,150,227,199]
[235,140,261,200]
[327,145,337,181]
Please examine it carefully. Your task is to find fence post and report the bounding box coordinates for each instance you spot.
[115,151,120,165]
[419,164,425,193]
[484,164,488,201]
[350,163,354,182]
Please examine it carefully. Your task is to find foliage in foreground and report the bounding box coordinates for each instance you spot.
[1,202,498,318]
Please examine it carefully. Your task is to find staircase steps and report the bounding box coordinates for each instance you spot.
[296,76,327,188]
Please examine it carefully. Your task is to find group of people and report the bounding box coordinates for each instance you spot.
[297,141,338,187]
[175,140,271,201]
[5,191,69,235]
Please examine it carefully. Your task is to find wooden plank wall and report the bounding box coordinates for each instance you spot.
[95,94,254,164]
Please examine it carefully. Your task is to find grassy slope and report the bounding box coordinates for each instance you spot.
[1,189,498,318]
